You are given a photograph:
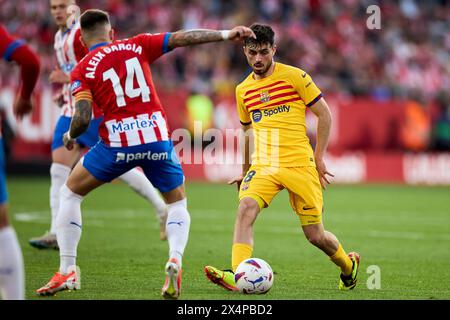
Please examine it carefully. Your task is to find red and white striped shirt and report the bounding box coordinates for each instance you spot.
[54,21,87,117]
[71,33,172,147]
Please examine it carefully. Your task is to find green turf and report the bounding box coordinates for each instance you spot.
[6,177,450,300]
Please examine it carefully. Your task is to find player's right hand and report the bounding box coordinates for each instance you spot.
[63,132,75,150]
[66,4,81,28]
[228,26,256,41]
[228,175,244,191]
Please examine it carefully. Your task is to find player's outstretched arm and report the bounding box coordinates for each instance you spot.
[63,97,92,150]
[167,26,256,49]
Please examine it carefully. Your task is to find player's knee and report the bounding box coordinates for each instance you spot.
[237,198,260,222]
[59,184,82,201]
[52,147,79,167]
[50,163,71,179]
[56,185,83,224]
[162,185,186,203]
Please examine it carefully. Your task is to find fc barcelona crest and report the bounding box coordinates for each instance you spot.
[260,90,271,103]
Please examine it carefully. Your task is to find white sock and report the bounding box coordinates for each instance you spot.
[0,226,24,300]
[56,184,83,274]
[49,163,71,234]
[166,198,190,267]
[119,168,167,216]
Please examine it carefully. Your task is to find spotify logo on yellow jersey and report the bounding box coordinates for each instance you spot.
[252,105,291,122]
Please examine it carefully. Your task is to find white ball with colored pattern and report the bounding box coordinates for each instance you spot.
[234,258,274,294]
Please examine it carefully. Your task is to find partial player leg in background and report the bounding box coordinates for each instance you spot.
[0,139,24,300]
[118,168,168,240]
[0,206,24,300]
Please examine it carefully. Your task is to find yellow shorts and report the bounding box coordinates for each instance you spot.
[239,166,323,226]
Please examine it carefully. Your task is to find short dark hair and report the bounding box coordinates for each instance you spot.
[80,9,110,31]
[244,23,275,47]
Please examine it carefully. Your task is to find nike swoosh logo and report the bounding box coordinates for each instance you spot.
[303,207,314,211]
[301,72,307,78]
[70,221,82,229]
[168,221,183,226]
[0,267,13,275]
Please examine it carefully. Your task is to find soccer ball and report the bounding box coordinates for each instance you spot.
[234,258,274,294]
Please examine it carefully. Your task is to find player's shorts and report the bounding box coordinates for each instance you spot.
[51,116,103,151]
[0,139,8,204]
[82,140,184,193]
[239,166,323,226]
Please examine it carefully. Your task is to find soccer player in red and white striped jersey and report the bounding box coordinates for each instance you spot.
[29,0,169,250]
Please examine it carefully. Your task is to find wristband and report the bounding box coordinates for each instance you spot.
[221,30,230,40]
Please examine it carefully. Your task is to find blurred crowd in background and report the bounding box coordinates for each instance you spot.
[1,0,449,151]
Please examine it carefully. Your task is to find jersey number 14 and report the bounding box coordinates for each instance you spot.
[103,57,150,107]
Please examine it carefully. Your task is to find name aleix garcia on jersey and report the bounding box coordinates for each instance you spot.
[85,42,143,79]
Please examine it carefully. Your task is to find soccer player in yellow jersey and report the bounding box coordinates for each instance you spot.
[204,24,360,291]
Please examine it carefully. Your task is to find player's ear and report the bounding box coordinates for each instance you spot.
[109,29,115,41]
[272,44,277,55]
[79,35,87,48]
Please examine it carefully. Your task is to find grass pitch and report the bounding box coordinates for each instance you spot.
[7,177,450,300]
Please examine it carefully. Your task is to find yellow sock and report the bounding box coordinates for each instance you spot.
[232,243,253,272]
[330,244,353,276]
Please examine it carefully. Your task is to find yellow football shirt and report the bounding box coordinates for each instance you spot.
[236,62,322,167]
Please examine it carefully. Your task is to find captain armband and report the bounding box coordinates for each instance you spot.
[74,90,93,102]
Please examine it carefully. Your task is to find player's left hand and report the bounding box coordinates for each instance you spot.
[53,90,65,107]
[13,97,33,120]
[228,175,244,192]
[315,156,334,190]
[63,132,76,150]
[229,26,256,41]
